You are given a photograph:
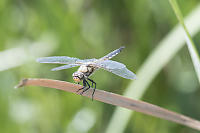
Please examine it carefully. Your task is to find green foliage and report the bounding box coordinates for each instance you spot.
[169,0,200,82]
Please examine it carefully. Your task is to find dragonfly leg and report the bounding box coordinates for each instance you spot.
[80,80,90,95]
[87,78,96,101]
[88,79,93,87]
[76,79,86,92]
[87,78,96,89]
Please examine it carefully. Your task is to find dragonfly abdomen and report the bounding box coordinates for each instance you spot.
[99,46,125,61]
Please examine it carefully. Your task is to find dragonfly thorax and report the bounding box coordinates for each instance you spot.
[78,65,89,73]
[78,65,94,76]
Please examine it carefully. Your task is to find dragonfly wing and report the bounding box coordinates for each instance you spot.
[51,64,80,71]
[106,67,137,79]
[96,60,137,79]
[77,58,98,64]
[37,56,82,64]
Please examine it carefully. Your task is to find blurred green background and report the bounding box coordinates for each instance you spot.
[0,0,200,133]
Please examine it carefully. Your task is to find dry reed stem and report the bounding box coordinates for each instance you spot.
[16,78,200,131]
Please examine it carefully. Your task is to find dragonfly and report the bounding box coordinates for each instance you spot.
[37,46,136,100]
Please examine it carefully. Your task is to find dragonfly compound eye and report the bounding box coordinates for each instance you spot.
[73,76,81,82]
[72,72,84,82]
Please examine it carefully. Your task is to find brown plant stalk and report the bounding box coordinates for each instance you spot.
[16,78,200,131]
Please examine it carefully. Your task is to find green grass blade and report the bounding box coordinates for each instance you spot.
[105,4,200,133]
[169,0,200,83]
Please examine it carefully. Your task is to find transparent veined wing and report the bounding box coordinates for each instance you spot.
[95,60,137,79]
[106,67,137,79]
[97,60,125,69]
[77,58,98,64]
[51,64,81,71]
[37,56,82,64]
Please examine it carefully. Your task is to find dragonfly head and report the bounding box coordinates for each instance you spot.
[72,72,84,82]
